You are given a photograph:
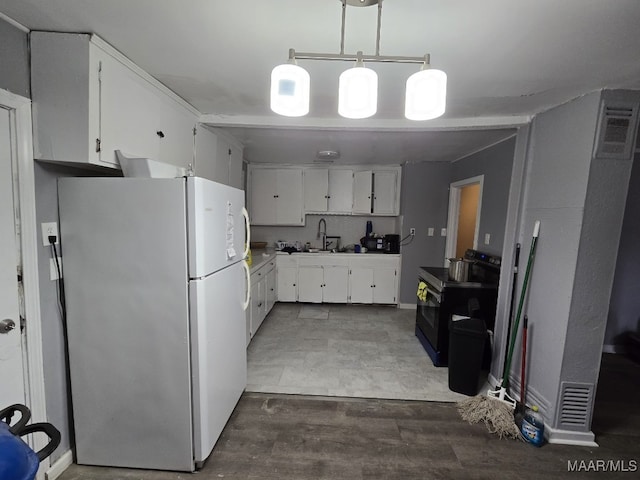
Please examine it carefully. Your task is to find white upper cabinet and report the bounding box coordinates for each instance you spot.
[31,32,198,171]
[328,169,354,213]
[352,169,400,215]
[304,169,329,212]
[353,171,374,214]
[195,125,244,189]
[304,168,353,214]
[372,170,399,215]
[249,167,304,225]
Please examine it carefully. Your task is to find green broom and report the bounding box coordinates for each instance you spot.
[458,220,540,439]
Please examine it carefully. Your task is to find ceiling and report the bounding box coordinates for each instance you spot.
[2,0,640,164]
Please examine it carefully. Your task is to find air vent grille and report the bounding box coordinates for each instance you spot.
[558,382,594,431]
[594,102,638,159]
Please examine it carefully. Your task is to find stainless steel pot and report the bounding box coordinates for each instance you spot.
[448,258,473,282]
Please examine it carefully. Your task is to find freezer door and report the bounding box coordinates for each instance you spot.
[190,261,247,464]
[187,177,246,278]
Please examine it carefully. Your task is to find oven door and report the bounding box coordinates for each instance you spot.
[416,276,448,365]
[417,280,441,331]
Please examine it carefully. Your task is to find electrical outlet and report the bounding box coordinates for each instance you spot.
[428,227,434,237]
[41,222,59,246]
[409,228,416,236]
[49,257,62,280]
[441,228,447,236]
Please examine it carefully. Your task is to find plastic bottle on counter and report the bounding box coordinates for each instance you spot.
[521,405,545,447]
[366,221,373,237]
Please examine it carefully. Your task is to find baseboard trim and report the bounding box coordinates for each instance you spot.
[46,449,73,480]
[545,425,598,447]
[398,303,416,310]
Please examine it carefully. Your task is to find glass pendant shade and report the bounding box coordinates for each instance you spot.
[338,65,378,119]
[404,68,447,121]
[270,63,310,117]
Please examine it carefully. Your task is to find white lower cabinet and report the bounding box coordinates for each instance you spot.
[277,254,399,305]
[349,257,399,304]
[277,256,299,302]
[248,257,276,344]
[298,264,349,303]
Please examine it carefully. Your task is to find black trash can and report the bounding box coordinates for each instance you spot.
[448,316,487,396]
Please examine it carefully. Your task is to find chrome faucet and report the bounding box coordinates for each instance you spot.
[317,218,327,250]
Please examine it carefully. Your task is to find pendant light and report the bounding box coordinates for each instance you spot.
[271,0,447,121]
[338,52,378,119]
[405,56,447,121]
[270,49,310,117]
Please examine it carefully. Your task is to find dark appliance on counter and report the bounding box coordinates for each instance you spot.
[361,234,400,253]
[415,249,501,367]
[384,234,400,254]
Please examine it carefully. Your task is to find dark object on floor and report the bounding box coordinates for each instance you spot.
[0,404,61,480]
[448,316,487,396]
[623,329,640,364]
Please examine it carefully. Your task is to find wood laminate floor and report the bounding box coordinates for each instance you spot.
[57,354,640,479]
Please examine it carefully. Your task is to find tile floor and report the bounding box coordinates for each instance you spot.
[246,302,474,402]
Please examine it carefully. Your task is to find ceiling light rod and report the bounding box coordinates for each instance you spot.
[291,49,430,65]
[292,0,428,65]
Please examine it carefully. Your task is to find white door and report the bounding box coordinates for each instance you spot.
[0,106,26,407]
[275,169,304,225]
[349,267,374,304]
[323,265,349,303]
[298,265,323,303]
[372,267,398,304]
[373,170,398,214]
[328,169,353,213]
[303,168,329,212]
[353,170,373,214]
[190,261,247,464]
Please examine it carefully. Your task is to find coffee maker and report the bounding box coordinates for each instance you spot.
[384,234,400,254]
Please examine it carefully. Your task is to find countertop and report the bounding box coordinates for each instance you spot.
[275,251,401,258]
[249,249,276,273]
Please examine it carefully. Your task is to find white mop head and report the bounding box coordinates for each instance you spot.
[458,395,523,441]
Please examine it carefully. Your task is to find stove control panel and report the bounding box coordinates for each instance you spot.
[464,249,501,267]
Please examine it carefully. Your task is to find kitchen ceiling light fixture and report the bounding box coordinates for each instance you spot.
[270,0,446,121]
[316,150,341,161]
[270,50,310,117]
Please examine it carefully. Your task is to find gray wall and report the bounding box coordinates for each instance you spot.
[398,161,451,304]
[512,91,600,425]
[606,152,640,348]
[451,137,517,256]
[0,18,29,98]
[509,90,637,435]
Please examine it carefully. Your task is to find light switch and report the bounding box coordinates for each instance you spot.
[484,233,491,245]
[427,227,434,237]
[440,228,447,236]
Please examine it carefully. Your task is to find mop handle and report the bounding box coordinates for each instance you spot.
[502,221,540,390]
[502,243,521,377]
[521,315,528,405]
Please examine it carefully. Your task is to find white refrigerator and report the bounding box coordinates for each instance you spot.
[58,176,251,471]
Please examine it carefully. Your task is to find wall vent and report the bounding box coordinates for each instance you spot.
[594,103,638,160]
[558,382,594,431]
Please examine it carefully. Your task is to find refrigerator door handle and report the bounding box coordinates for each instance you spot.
[242,207,251,258]
[242,260,251,311]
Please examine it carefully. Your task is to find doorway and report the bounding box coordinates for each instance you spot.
[445,175,484,263]
[0,89,48,475]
